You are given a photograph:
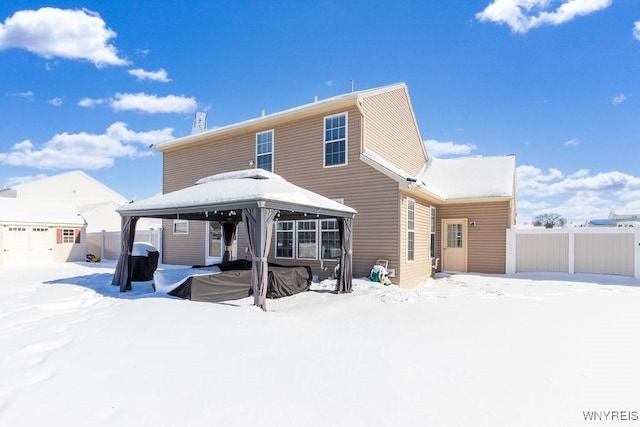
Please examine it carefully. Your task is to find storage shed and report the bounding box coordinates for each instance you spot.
[0,198,87,265]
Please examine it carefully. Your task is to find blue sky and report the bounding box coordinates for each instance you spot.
[1,0,639,225]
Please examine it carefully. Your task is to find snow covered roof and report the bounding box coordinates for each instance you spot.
[0,198,87,226]
[417,155,516,200]
[117,169,357,219]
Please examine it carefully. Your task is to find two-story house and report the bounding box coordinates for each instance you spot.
[155,83,516,288]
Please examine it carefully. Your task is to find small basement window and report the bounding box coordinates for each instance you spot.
[173,220,189,234]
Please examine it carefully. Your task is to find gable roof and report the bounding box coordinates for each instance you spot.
[417,155,516,201]
[0,198,87,226]
[117,169,357,220]
[156,83,410,153]
[2,170,129,205]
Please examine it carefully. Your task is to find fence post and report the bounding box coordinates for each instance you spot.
[505,228,516,274]
[101,230,106,261]
[634,229,640,279]
[568,228,575,275]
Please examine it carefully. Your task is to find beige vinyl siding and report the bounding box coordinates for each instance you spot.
[162,105,403,282]
[436,201,511,274]
[360,87,426,176]
[162,219,207,266]
[398,195,434,288]
[53,227,86,262]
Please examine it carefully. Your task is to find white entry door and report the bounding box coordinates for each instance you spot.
[29,227,54,263]
[442,219,467,272]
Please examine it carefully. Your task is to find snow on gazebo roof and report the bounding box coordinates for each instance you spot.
[0,198,86,226]
[117,169,357,219]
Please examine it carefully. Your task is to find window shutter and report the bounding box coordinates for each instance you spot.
[56,228,62,244]
[75,229,81,244]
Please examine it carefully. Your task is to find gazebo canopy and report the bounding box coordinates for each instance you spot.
[112,169,356,310]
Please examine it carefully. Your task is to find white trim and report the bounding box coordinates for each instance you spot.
[256,129,274,172]
[323,112,348,168]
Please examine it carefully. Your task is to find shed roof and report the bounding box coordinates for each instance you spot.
[117,169,357,220]
[0,198,86,226]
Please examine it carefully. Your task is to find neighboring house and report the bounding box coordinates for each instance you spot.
[0,170,158,232]
[0,198,87,265]
[155,83,516,288]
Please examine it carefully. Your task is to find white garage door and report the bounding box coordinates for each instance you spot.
[2,226,54,265]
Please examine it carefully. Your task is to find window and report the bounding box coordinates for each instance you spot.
[297,220,317,259]
[321,219,340,259]
[275,221,294,258]
[256,130,273,172]
[407,198,415,261]
[324,113,347,167]
[430,207,436,258]
[208,222,222,258]
[447,224,463,248]
[58,228,80,244]
[173,220,189,234]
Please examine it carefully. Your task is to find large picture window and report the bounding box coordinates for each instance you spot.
[297,220,317,259]
[256,130,273,172]
[407,198,415,262]
[275,221,294,258]
[324,113,347,167]
[320,219,340,259]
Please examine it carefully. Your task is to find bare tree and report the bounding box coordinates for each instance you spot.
[533,213,567,229]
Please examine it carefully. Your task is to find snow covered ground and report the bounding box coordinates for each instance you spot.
[1,262,639,426]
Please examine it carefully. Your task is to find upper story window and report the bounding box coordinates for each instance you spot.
[256,130,274,172]
[324,113,347,167]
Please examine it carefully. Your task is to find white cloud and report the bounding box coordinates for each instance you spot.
[424,139,478,157]
[515,164,640,224]
[325,80,334,87]
[634,21,640,41]
[3,173,48,188]
[128,68,171,82]
[518,165,640,198]
[612,94,627,105]
[78,97,105,108]
[0,122,174,170]
[564,138,580,147]
[109,92,197,114]
[9,91,34,101]
[476,0,612,34]
[0,7,128,67]
[48,97,63,106]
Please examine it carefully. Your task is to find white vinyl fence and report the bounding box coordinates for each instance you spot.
[86,228,163,261]
[506,227,640,278]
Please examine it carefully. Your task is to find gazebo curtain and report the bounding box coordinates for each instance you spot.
[242,207,278,311]
[222,221,239,263]
[336,217,353,294]
[111,215,140,292]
